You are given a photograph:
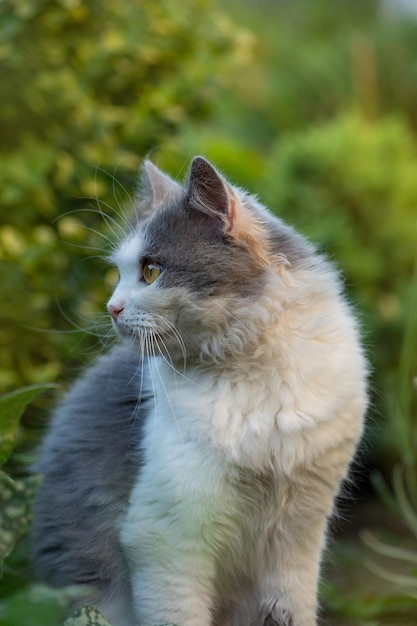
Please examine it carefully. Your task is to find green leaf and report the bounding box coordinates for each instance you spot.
[62,605,178,626]
[0,383,56,466]
[63,605,112,626]
[362,529,417,565]
[0,471,41,562]
[0,584,77,626]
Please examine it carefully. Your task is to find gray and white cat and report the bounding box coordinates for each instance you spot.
[32,157,368,626]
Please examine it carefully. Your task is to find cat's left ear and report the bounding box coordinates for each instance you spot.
[139,160,181,211]
[186,156,236,231]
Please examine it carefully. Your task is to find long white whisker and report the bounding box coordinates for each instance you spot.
[94,163,137,214]
[126,346,147,434]
[144,317,205,389]
[212,300,243,325]
[53,214,119,256]
[77,217,121,250]
[90,164,136,237]
[59,241,109,253]
[110,163,137,226]
[69,309,114,338]
[151,313,187,365]
[54,206,122,240]
[147,336,159,436]
[151,341,185,447]
[150,333,199,389]
[147,321,178,369]
[82,197,128,242]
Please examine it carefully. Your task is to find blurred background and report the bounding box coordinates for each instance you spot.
[1,0,417,624]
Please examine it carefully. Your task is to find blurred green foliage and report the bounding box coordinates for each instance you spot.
[0,385,72,625]
[0,0,248,392]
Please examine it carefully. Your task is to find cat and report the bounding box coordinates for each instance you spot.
[32,156,368,626]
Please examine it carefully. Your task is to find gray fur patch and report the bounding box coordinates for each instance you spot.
[31,346,148,596]
[140,199,267,298]
[266,215,316,266]
[130,158,316,301]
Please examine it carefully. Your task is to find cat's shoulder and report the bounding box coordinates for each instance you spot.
[36,345,146,464]
[59,345,143,408]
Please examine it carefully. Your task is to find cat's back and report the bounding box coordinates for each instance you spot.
[32,345,148,590]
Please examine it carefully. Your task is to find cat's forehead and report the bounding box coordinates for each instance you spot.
[143,200,223,250]
[112,202,196,265]
[111,231,145,267]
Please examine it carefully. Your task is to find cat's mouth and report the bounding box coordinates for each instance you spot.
[115,320,173,352]
[112,309,186,360]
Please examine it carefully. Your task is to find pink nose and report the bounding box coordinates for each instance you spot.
[108,303,124,321]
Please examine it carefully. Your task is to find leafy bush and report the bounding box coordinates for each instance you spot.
[0,0,249,393]
[0,384,71,625]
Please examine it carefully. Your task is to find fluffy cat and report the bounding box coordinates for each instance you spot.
[32,156,368,626]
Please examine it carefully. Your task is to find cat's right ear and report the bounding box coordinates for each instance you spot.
[137,160,181,215]
[186,156,234,228]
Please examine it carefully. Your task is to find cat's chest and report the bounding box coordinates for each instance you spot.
[121,369,282,568]
[146,364,283,471]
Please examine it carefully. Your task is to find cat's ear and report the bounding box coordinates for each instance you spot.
[186,156,235,231]
[139,160,181,211]
[187,156,271,266]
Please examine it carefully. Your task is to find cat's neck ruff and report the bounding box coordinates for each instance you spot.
[144,260,365,476]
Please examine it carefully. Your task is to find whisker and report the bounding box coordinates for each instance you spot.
[91,164,136,237]
[22,323,85,336]
[110,164,137,224]
[151,313,187,364]
[53,207,120,252]
[76,211,123,248]
[51,300,115,345]
[151,339,185,447]
[103,308,192,384]
[59,241,108,253]
[77,253,114,264]
[143,317,204,389]
[93,197,129,241]
[212,300,243,325]
[94,163,136,213]
[151,333,201,389]
[126,345,147,435]
[145,333,160,435]
[76,199,128,242]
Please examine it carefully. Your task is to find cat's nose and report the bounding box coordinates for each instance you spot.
[107,303,124,321]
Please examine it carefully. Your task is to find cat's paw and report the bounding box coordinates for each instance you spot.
[264,609,293,626]
[257,598,293,626]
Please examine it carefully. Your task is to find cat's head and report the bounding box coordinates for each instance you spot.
[107,156,307,365]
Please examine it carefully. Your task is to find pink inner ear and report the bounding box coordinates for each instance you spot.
[227,197,236,233]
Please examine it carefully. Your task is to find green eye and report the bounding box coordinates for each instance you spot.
[143,261,163,285]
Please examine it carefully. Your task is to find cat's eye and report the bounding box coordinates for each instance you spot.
[143,261,163,285]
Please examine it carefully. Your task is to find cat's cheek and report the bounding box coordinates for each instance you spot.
[173,298,230,360]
